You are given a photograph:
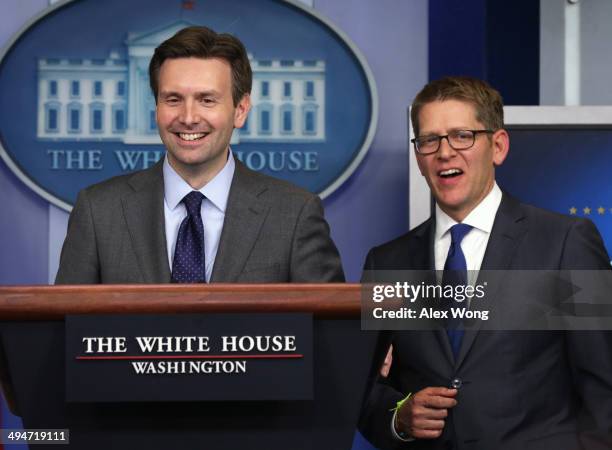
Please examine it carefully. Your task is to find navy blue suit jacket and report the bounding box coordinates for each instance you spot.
[360,194,612,450]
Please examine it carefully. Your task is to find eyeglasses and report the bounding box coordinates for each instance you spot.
[411,129,494,155]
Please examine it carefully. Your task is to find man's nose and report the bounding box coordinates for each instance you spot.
[179,100,201,125]
[437,136,456,160]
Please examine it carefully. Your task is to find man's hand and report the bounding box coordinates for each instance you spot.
[396,387,458,439]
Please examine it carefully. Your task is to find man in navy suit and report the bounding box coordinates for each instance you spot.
[360,77,612,450]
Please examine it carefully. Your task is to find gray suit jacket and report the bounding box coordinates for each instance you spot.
[360,194,612,450]
[55,158,344,283]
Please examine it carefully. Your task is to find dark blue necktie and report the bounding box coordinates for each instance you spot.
[171,191,206,283]
[443,223,472,358]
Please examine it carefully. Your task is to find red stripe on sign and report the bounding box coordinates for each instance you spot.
[76,354,303,360]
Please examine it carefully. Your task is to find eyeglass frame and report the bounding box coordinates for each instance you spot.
[411,129,495,155]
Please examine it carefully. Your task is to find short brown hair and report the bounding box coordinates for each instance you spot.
[148,26,252,106]
[410,76,504,136]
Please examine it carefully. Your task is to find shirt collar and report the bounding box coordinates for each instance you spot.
[163,149,235,213]
[435,182,503,240]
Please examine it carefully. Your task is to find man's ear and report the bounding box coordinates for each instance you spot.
[491,128,509,166]
[233,94,251,128]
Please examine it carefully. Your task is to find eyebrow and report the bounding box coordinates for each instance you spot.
[195,90,221,99]
[419,127,475,136]
[158,90,182,99]
[158,89,221,99]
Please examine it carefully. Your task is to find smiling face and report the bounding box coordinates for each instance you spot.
[415,99,509,222]
[156,57,250,188]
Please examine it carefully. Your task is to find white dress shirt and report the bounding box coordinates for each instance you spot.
[163,152,235,282]
[434,182,503,280]
[391,182,502,442]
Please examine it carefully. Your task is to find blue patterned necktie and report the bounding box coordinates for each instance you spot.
[171,191,206,283]
[443,223,473,358]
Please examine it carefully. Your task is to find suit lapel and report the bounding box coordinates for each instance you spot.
[400,219,435,270]
[478,194,527,271]
[455,194,527,368]
[413,219,457,366]
[121,161,171,283]
[210,160,270,282]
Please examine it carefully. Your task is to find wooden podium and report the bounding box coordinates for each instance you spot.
[0,284,380,450]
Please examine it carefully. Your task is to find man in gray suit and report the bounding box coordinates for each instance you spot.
[56,26,343,284]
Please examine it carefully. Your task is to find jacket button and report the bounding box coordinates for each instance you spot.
[450,377,462,389]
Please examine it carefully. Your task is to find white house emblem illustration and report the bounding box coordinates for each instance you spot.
[37,21,326,145]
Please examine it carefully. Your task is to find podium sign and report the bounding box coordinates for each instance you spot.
[65,314,313,402]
